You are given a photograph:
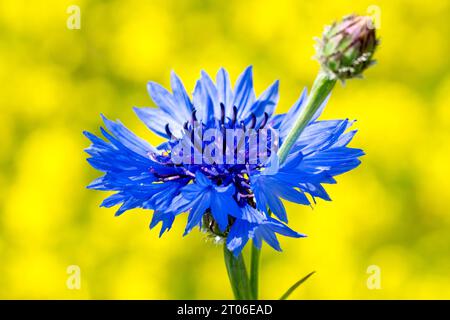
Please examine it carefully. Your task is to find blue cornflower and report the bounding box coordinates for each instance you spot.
[84,66,363,256]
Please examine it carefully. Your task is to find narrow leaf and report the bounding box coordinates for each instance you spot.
[279,271,316,300]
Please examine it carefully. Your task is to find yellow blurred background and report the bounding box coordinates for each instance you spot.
[0,0,449,299]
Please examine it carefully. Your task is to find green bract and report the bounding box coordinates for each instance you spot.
[315,15,378,81]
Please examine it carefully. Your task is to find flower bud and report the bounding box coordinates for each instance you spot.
[315,14,378,80]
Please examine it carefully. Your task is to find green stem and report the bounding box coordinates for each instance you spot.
[250,243,261,300]
[277,72,336,164]
[223,244,252,300]
[224,73,335,300]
